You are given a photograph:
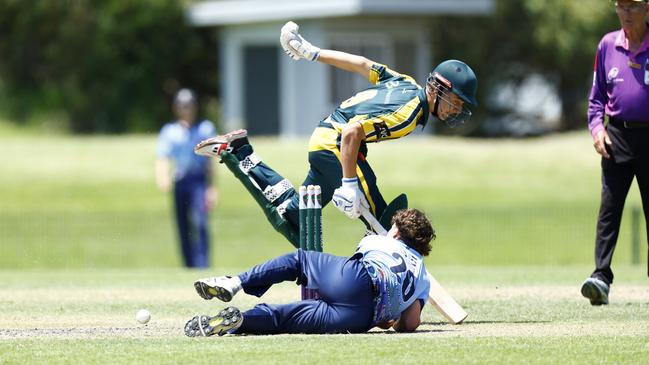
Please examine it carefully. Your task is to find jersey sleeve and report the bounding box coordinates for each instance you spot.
[368,63,403,84]
[358,97,423,142]
[416,267,431,303]
[156,125,172,158]
[587,39,607,138]
[199,120,216,138]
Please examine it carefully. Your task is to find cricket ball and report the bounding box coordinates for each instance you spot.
[135,309,151,324]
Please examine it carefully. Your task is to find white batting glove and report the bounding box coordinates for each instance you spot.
[332,177,368,219]
[280,21,320,61]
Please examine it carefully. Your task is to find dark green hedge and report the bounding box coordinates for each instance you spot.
[0,0,218,133]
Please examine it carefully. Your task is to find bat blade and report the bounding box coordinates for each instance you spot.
[426,272,467,324]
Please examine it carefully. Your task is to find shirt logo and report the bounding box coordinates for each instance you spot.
[607,67,624,84]
[373,121,391,141]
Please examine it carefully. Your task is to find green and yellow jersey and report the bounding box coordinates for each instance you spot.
[308,63,430,155]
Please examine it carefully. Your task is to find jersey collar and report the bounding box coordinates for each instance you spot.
[614,23,649,60]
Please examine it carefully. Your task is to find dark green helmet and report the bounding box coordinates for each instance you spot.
[430,60,478,106]
[426,60,478,127]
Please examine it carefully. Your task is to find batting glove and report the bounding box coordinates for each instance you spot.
[332,177,369,219]
[280,21,320,61]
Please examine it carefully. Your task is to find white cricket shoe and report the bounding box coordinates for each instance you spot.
[194,276,242,302]
[194,129,248,158]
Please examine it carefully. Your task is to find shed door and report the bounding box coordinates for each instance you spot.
[244,46,279,136]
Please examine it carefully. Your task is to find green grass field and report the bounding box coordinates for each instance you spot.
[0,127,647,364]
[1,130,645,268]
[1,267,647,364]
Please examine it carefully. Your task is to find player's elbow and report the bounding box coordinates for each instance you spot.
[358,56,373,69]
[394,317,420,333]
[341,122,364,143]
[403,318,421,332]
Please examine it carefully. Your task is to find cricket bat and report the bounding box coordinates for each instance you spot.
[360,207,468,324]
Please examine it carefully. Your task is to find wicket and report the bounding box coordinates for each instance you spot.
[299,185,323,299]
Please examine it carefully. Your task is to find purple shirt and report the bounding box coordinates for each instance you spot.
[588,25,649,137]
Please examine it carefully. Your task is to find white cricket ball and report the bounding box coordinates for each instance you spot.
[135,309,151,324]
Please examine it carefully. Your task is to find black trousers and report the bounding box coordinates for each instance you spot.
[592,119,649,284]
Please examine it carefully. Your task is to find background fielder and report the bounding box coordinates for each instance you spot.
[185,209,435,336]
[194,21,478,248]
[156,89,217,268]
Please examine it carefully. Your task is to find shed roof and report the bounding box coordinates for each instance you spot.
[188,0,494,26]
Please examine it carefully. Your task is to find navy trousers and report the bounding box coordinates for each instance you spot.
[234,250,375,334]
[173,174,209,268]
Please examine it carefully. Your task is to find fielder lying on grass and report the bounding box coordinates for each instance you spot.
[194,21,478,245]
[184,209,434,336]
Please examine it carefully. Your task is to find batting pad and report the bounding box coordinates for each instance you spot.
[220,151,300,248]
[379,193,408,230]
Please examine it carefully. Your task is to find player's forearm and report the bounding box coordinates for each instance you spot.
[155,159,172,192]
[317,50,373,79]
[392,300,422,332]
[340,123,364,178]
[205,159,215,187]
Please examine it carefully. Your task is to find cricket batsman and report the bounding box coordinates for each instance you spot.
[184,209,435,336]
[194,21,478,245]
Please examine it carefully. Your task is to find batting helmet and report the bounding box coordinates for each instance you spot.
[427,60,478,127]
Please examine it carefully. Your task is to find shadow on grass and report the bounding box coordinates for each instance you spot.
[366,328,451,335]
[421,320,551,326]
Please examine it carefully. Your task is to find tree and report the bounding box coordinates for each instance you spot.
[0,0,218,133]
[430,0,620,134]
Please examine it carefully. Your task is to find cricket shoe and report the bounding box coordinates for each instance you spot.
[194,276,242,302]
[581,277,610,306]
[184,307,243,337]
[194,129,248,158]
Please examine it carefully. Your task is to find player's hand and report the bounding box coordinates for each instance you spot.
[593,129,612,159]
[375,319,396,330]
[157,176,171,193]
[280,21,320,61]
[204,187,218,211]
[332,177,368,219]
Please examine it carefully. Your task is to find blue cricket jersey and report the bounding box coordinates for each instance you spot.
[356,235,430,324]
[156,120,216,181]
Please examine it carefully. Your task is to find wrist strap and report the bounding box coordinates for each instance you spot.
[309,50,320,62]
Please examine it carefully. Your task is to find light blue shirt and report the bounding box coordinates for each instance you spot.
[356,235,430,324]
[157,120,216,181]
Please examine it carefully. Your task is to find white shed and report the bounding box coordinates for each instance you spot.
[188,0,494,136]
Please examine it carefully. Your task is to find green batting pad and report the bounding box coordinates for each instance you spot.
[220,151,300,248]
[379,193,408,230]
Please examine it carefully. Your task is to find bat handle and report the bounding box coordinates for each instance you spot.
[360,207,388,235]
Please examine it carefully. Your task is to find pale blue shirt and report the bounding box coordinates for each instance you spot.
[356,235,430,323]
[156,120,216,181]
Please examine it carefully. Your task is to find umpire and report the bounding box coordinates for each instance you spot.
[582,0,649,305]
